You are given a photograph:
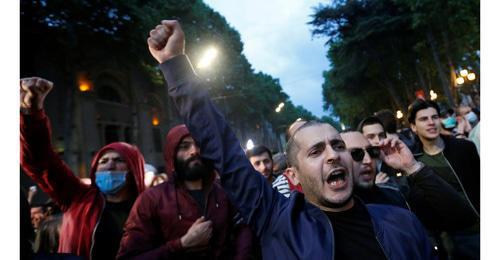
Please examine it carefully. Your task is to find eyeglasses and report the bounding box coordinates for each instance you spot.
[348,146,380,162]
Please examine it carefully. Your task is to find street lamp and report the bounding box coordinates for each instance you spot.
[396,110,403,119]
[246,139,255,150]
[430,90,438,101]
[197,46,218,69]
[455,68,476,86]
[275,102,285,113]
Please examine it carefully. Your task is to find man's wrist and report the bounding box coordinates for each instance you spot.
[403,161,425,176]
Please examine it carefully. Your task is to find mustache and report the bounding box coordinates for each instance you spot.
[185,155,203,165]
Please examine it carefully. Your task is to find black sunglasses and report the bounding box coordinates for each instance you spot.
[349,146,380,162]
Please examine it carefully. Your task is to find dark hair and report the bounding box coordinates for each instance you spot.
[246,145,272,160]
[407,99,440,124]
[272,152,288,176]
[357,116,386,133]
[34,214,62,254]
[373,109,397,133]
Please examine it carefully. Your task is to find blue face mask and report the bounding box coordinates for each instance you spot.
[441,116,457,129]
[95,171,128,195]
[465,111,478,125]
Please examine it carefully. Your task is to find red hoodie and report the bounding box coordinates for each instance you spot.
[117,124,253,259]
[21,110,145,259]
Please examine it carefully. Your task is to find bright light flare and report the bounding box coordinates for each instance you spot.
[396,110,403,119]
[246,139,255,150]
[456,77,465,85]
[197,47,218,69]
[460,69,469,77]
[430,90,438,101]
[467,73,476,81]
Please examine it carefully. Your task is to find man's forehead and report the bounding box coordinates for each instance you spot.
[341,132,370,148]
[294,124,340,147]
[100,150,122,159]
[180,135,195,143]
[362,123,384,134]
[416,107,438,118]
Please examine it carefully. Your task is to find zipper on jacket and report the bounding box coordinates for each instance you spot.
[89,194,106,260]
[441,153,479,217]
[319,211,335,260]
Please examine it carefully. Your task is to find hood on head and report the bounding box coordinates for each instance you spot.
[164,124,191,177]
[89,142,146,196]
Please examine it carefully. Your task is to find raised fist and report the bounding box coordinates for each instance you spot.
[20,77,53,114]
[147,20,185,64]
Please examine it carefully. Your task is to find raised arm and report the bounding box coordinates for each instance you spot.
[147,20,286,236]
[20,77,87,211]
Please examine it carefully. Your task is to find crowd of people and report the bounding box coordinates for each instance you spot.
[20,20,480,259]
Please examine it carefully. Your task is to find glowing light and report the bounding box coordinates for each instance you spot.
[152,115,160,126]
[456,77,465,85]
[430,90,438,101]
[396,110,403,119]
[341,123,346,130]
[78,73,93,92]
[467,73,476,81]
[460,69,468,77]
[246,139,255,150]
[197,47,218,69]
[296,118,302,122]
[275,102,285,113]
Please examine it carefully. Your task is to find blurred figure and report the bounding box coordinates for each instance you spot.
[246,145,274,183]
[34,214,63,255]
[21,77,146,259]
[30,204,47,232]
[271,152,302,198]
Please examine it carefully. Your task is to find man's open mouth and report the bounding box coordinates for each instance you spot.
[326,169,347,189]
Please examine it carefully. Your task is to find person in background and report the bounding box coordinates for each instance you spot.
[118,124,253,259]
[408,99,480,259]
[246,145,275,184]
[21,77,146,259]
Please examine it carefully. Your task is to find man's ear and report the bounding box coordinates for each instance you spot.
[283,167,300,185]
[410,123,417,133]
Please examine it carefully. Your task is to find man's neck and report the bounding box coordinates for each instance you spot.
[421,136,445,155]
[317,198,355,213]
[105,187,131,203]
[184,179,203,190]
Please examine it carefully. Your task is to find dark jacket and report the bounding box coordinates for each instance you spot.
[21,110,145,259]
[358,166,478,232]
[413,135,480,215]
[160,55,436,260]
[117,125,253,259]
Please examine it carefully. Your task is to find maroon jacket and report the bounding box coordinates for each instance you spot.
[117,124,253,259]
[20,110,145,258]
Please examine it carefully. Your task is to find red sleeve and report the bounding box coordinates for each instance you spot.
[117,190,184,259]
[233,223,255,260]
[20,110,87,211]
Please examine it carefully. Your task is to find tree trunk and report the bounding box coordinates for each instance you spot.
[426,29,455,107]
[415,59,430,99]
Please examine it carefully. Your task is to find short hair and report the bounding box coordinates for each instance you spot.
[286,120,325,168]
[357,116,386,133]
[373,109,397,133]
[272,152,288,175]
[407,99,440,124]
[245,145,272,160]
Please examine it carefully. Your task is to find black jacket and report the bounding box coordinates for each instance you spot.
[413,135,480,215]
[357,166,477,232]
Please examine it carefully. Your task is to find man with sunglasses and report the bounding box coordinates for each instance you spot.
[341,130,478,258]
[147,20,437,259]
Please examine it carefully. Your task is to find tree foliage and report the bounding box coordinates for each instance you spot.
[310,0,479,126]
[21,0,318,134]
